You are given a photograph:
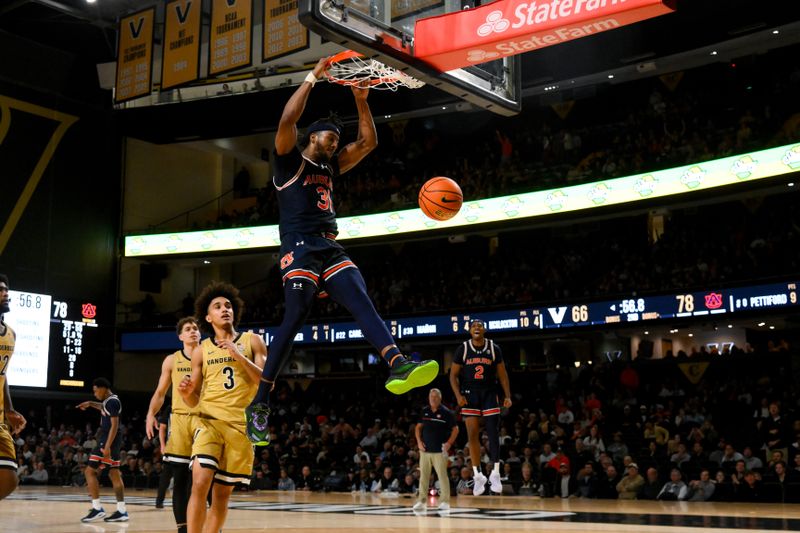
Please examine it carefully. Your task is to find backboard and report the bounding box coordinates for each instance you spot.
[298,0,522,116]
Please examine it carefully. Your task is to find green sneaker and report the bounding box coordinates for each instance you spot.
[385,359,439,395]
[245,403,271,446]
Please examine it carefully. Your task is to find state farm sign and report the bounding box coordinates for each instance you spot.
[414,0,675,72]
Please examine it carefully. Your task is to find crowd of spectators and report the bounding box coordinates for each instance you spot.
[11,348,800,504]
[194,46,799,230]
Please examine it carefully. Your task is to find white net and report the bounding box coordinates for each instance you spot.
[326,53,425,91]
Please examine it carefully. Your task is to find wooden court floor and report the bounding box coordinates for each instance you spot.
[4,486,800,533]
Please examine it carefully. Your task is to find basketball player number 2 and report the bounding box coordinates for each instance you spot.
[222,366,235,390]
[316,187,333,212]
[0,355,8,376]
[474,365,484,380]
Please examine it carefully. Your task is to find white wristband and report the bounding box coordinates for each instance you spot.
[304,72,318,87]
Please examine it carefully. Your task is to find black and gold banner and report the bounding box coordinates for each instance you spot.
[263,0,309,62]
[115,7,155,102]
[209,0,253,76]
[161,0,202,90]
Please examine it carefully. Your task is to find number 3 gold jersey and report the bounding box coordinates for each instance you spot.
[199,331,256,427]
[0,324,15,419]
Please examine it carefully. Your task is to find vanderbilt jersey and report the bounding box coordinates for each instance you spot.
[199,331,257,426]
[171,349,197,415]
[455,339,503,390]
[0,324,15,418]
[273,147,339,237]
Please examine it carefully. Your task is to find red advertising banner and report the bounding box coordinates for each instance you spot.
[414,0,675,72]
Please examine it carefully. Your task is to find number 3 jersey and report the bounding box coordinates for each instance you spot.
[273,147,340,238]
[454,339,503,390]
[199,331,256,426]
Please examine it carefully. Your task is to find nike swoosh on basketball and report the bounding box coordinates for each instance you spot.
[440,197,458,203]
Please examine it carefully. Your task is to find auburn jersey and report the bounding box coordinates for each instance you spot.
[99,394,122,432]
[0,324,15,418]
[273,147,339,237]
[199,332,257,426]
[454,339,503,390]
[171,349,197,415]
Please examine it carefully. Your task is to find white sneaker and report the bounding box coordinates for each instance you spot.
[472,472,488,496]
[412,501,427,512]
[437,502,450,511]
[489,470,503,494]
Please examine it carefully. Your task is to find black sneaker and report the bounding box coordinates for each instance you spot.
[245,402,271,446]
[385,359,439,395]
[104,510,129,522]
[80,508,106,522]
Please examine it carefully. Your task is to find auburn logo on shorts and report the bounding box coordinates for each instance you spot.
[280,251,294,269]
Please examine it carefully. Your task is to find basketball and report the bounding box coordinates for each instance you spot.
[418,177,463,221]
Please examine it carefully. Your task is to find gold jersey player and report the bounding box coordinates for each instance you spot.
[145,317,201,533]
[0,273,27,500]
[449,319,512,496]
[245,57,438,445]
[178,282,266,533]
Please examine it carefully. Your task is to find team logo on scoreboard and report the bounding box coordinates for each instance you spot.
[343,217,366,236]
[200,231,218,250]
[81,303,97,320]
[166,234,183,253]
[587,183,610,205]
[383,212,403,233]
[463,202,483,223]
[634,175,657,197]
[236,228,254,247]
[502,196,523,217]
[545,190,567,211]
[704,292,723,310]
[680,166,705,189]
[783,145,800,169]
[731,155,757,179]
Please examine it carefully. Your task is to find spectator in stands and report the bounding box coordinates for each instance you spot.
[616,463,644,499]
[371,466,399,493]
[21,462,48,485]
[517,462,537,496]
[742,446,763,471]
[575,462,599,498]
[456,467,474,495]
[657,468,688,501]
[552,462,576,498]
[296,465,319,491]
[687,469,715,501]
[735,471,763,502]
[670,443,692,467]
[761,402,789,461]
[720,444,745,469]
[398,473,417,494]
[606,432,629,464]
[596,465,620,499]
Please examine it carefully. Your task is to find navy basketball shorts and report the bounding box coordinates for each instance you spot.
[461,388,500,417]
[88,430,122,469]
[278,232,359,294]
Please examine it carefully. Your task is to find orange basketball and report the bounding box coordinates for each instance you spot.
[418,177,463,221]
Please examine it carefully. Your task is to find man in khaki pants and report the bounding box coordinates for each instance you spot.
[413,388,458,512]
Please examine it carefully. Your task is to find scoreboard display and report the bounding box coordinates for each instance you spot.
[121,280,800,352]
[5,290,103,389]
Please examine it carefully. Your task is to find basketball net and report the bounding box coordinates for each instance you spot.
[325,50,425,91]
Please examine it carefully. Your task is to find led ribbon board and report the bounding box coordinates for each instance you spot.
[125,142,800,257]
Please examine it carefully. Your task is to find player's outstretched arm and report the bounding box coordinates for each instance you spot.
[338,82,377,174]
[275,57,330,155]
[146,354,174,440]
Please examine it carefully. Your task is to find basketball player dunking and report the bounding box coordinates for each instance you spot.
[450,319,512,496]
[245,57,438,445]
[145,317,201,533]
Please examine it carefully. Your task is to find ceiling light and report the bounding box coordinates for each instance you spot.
[644,331,649,335]
[789,182,795,187]
[86,0,97,3]
[769,326,775,330]
[688,333,694,337]
[710,51,718,55]
[727,325,733,328]
[758,322,766,327]
[608,74,614,79]
[773,29,780,34]
[574,361,581,368]
[203,260,211,264]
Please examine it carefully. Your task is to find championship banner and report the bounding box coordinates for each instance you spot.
[209,0,253,76]
[161,0,202,90]
[263,0,309,61]
[414,0,675,72]
[115,7,155,103]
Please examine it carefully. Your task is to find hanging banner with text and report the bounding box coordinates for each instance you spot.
[115,7,155,103]
[263,0,309,61]
[209,0,253,76]
[414,0,675,72]
[161,0,202,90]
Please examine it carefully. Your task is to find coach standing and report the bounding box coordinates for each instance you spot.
[413,388,458,512]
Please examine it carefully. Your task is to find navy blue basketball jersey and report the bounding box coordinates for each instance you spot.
[454,340,503,390]
[273,147,340,237]
[99,394,122,432]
